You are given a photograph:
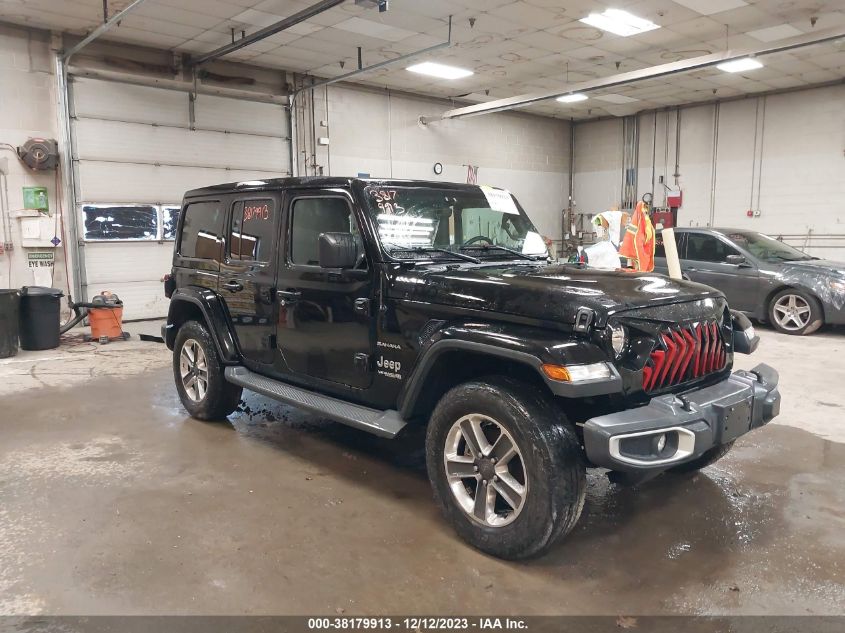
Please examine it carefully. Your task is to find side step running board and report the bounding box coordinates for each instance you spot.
[224,366,407,439]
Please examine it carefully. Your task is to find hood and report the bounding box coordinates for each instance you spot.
[389,262,723,328]
[777,258,845,276]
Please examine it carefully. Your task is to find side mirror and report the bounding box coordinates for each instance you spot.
[730,309,759,354]
[318,232,357,269]
[726,254,750,267]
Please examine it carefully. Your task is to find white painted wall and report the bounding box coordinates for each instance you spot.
[316,85,571,241]
[0,23,72,300]
[573,85,845,259]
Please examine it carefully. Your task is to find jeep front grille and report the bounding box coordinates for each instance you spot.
[642,320,726,392]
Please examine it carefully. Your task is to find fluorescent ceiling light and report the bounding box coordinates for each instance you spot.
[716,58,764,73]
[407,62,473,79]
[557,93,588,103]
[579,9,660,37]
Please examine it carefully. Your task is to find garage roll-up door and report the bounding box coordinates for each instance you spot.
[70,77,290,320]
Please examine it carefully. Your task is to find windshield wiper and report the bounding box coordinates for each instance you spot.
[383,243,481,264]
[462,244,545,261]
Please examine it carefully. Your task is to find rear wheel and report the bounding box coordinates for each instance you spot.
[768,289,822,335]
[173,320,242,420]
[426,377,586,560]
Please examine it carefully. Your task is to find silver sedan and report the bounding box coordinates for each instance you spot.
[655,228,845,335]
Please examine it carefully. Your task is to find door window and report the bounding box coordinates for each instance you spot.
[289,197,358,266]
[179,201,224,261]
[685,233,739,263]
[229,198,276,262]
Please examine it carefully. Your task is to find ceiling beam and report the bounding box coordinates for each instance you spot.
[189,0,345,66]
[420,27,845,122]
[62,0,150,61]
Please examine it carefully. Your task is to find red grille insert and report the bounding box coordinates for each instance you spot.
[643,320,726,392]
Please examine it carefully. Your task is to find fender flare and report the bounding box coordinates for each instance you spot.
[398,334,621,419]
[164,287,241,364]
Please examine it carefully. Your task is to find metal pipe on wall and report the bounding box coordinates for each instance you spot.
[55,53,86,301]
[708,102,720,226]
[287,15,453,176]
[755,97,767,214]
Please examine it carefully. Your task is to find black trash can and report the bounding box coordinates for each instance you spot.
[19,286,63,351]
[0,289,20,358]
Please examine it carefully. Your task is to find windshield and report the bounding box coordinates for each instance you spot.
[363,185,548,261]
[723,231,813,263]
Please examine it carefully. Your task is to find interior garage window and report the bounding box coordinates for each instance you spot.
[82,204,158,240]
[179,201,224,260]
[161,206,181,241]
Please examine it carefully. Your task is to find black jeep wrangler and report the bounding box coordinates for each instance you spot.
[163,177,780,559]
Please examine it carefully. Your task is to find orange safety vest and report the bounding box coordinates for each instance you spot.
[618,201,656,272]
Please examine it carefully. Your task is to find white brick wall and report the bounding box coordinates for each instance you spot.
[573,84,845,259]
[0,23,71,295]
[322,85,571,240]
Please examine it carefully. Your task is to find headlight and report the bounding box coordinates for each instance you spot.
[542,362,613,383]
[744,324,756,340]
[829,278,845,295]
[608,324,627,358]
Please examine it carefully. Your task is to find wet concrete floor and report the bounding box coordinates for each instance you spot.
[1,363,843,616]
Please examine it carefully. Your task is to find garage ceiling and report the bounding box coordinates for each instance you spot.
[2,0,844,119]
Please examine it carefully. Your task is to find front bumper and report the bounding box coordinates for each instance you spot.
[583,363,780,472]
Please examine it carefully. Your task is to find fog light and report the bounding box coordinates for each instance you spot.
[655,433,667,453]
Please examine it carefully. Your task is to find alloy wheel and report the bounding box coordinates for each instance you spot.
[773,294,811,331]
[443,414,528,527]
[179,338,209,402]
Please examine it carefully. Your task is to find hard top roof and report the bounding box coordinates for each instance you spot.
[184,177,490,198]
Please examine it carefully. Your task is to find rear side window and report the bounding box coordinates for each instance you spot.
[229,198,276,262]
[685,233,739,263]
[179,201,224,260]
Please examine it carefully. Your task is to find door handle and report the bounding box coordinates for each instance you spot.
[223,280,243,292]
[685,267,698,272]
[277,289,301,305]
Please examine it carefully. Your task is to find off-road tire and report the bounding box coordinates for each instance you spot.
[668,440,734,474]
[768,288,823,335]
[426,377,586,560]
[173,320,242,420]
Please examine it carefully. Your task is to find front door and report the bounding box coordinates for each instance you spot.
[274,190,374,390]
[681,232,760,312]
[219,194,281,365]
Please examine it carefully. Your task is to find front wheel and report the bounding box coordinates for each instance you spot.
[173,320,242,420]
[426,377,586,560]
[768,289,823,335]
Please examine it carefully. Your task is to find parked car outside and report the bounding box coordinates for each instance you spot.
[655,228,845,335]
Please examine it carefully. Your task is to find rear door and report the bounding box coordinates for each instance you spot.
[219,193,282,365]
[173,198,225,293]
[681,231,760,311]
[274,189,375,390]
